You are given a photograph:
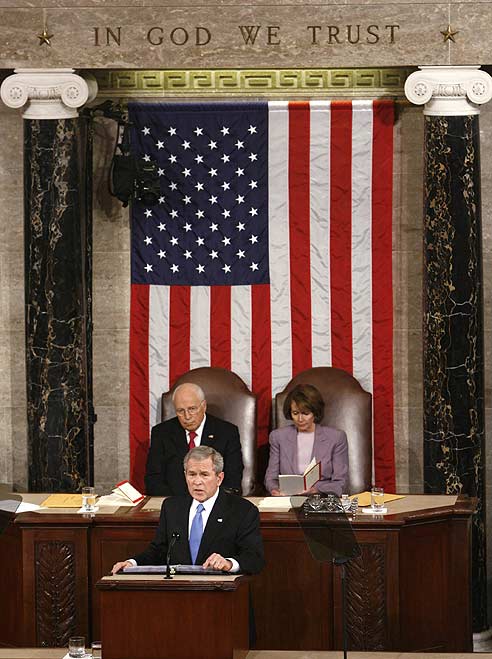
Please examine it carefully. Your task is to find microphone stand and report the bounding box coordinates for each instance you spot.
[333,556,349,659]
[165,532,180,579]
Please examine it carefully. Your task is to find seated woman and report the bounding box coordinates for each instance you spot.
[265,383,349,496]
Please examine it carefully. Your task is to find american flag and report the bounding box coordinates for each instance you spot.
[128,100,395,493]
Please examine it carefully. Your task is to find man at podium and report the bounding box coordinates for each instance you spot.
[112,446,264,574]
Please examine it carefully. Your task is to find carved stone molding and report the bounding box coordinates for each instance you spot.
[0,68,98,119]
[404,65,492,116]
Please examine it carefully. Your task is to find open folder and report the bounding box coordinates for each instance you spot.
[279,457,321,496]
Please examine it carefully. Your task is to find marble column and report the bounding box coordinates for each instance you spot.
[1,69,97,492]
[405,66,492,632]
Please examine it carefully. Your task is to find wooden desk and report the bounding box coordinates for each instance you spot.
[0,495,474,653]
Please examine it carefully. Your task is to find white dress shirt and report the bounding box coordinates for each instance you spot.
[187,414,207,446]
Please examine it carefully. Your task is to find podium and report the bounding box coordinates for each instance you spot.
[96,574,250,659]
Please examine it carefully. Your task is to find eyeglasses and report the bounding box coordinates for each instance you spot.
[175,401,204,416]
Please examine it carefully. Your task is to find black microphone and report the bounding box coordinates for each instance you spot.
[165,532,180,579]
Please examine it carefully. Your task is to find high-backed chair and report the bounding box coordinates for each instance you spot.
[274,367,372,494]
[162,367,257,496]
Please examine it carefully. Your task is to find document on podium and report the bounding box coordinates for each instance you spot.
[279,458,321,495]
[122,564,225,575]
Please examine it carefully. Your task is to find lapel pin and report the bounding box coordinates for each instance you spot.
[217,518,223,522]
[208,435,214,440]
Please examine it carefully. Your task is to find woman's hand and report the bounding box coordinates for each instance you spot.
[301,486,318,496]
[270,489,284,496]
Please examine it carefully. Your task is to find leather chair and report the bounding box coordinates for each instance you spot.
[162,367,257,496]
[273,367,372,494]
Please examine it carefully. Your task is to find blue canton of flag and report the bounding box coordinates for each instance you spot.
[129,102,270,287]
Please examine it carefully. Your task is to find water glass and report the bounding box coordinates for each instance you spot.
[371,487,384,512]
[91,641,102,659]
[340,493,352,511]
[68,636,85,658]
[308,494,323,511]
[82,486,96,513]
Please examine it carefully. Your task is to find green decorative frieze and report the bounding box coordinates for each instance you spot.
[91,68,414,98]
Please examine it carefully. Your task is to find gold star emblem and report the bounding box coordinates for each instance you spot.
[440,25,459,42]
[37,27,54,46]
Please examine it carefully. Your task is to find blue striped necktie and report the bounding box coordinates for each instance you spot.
[189,503,204,564]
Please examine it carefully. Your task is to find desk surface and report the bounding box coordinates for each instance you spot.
[0,651,488,659]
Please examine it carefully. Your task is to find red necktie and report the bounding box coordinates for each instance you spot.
[188,431,197,450]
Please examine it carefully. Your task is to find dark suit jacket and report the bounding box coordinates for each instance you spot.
[264,424,349,496]
[145,414,244,496]
[133,490,265,575]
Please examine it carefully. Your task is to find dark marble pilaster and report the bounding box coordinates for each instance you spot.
[24,118,93,492]
[423,114,486,631]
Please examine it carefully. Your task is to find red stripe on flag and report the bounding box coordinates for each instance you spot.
[372,100,396,490]
[169,286,191,385]
[210,286,231,369]
[330,101,353,373]
[129,284,150,493]
[252,284,272,448]
[288,102,312,374]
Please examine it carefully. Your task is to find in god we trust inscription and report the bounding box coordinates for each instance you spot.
[91,23,401,48]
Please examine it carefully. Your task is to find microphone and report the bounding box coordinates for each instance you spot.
[165,532,180,579]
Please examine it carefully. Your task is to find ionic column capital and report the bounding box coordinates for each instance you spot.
[0,68,97,119]
[404,66,492,116]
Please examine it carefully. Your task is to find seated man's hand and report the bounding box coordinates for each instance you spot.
[203,553,233,572]
[111,560,133,575]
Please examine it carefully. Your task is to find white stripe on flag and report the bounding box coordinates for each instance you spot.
[351,101,374,394]
[149,284,170,425]
[231,285,253,389]
[190,286,211,369]
[268,102,292,395]
[309,101,332,367]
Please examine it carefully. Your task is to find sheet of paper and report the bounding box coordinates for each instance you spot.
[41,493,83,508]
[352,491,405,507]
[98,493,139,507]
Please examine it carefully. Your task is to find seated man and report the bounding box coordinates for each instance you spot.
[145,382,244,495]
[113,446,264,575]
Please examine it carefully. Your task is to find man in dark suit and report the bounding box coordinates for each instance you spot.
[145,382,244,495]
[112,446,264,575]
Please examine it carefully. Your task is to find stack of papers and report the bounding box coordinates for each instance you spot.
[41,494,83,508]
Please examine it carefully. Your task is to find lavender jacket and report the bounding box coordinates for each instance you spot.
[264,424,349,496]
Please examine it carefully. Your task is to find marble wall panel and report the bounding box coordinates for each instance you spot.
[93,404,130,493]
[0,4,448,69]
[451,5,492,65]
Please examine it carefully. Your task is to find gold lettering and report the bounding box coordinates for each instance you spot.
[92,27,121,46]
[385,24,400,43]
[366,25,379,43]
[196,26,211,46]
[347,25,360,44]
[170,27,189,45]
[238,25,261,45]
[327,26,341,44]
[106,27,121,46]
[307,25,322,45]
[147,27,164,46]
[266,25,281,45]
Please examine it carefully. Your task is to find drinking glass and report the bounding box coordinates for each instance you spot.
[308,494,323,511]
[91,641,102,659]
[371,487,384,512]
[68,636,85,658]
[82,487,96,513]
[340,493,352,511]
